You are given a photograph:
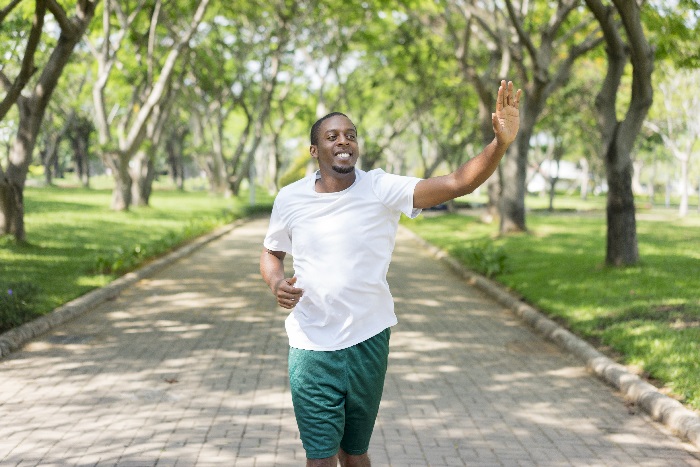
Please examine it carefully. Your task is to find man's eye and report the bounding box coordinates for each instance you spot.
[328,135,337,140]
[347,134,356,140]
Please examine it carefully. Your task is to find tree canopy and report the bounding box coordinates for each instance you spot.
[1,0,698,263]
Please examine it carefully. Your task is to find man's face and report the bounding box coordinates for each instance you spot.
[310,115,359,175]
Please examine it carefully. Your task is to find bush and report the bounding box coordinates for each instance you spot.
[457,241,508,278]
[91,211,238,275]
[0,282,41,334]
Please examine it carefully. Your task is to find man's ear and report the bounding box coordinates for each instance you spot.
[309,145,318,159]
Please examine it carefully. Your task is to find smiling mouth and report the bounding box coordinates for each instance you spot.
[336,152,352,160]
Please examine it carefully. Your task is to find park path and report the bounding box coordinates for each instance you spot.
[0,217,699,467]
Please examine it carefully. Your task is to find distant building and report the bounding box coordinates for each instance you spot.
[527,160,582,193]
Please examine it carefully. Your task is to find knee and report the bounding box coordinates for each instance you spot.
[306,455,339,467]
[338,448,371,467]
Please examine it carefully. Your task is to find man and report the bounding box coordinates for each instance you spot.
[260,80,521,466]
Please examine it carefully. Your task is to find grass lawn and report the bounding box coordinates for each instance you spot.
[402,196,700,411]
[0,178,272,332]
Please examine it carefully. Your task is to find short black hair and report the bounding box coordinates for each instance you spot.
[310,112,353,146]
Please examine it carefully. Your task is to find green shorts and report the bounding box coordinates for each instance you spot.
[288,328,391,459]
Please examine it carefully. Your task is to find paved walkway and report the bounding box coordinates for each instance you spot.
[1,217,699,467]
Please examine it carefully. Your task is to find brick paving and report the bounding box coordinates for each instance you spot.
[1,217,699,466]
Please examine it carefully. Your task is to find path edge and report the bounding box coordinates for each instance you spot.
[401,225,700,450]
[0,219,248,360]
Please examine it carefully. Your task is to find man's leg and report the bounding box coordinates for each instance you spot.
[289,347,346,460]
[339,448,371,467]
[306,450,371,467]
[339,329,390,462]
[307,455,339,467]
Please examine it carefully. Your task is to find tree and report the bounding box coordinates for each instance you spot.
[585,0,654,265]
[420,0,602,230]
[645,68,700,217]
[0,0,45,121]
[90,0,210,211]
[497,0,603,233]
[0,0,98,242]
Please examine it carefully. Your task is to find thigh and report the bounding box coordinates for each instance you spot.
[288,346,347,459]
[341,328,391,455]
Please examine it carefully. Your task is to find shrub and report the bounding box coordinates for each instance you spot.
[457,241,509,278]
[0,282,41,334]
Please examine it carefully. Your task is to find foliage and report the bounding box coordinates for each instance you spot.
[644,0,700,68]
[0,182,246,330]
[279,153,311,188]
[0,281,41,334]
[403,204,700,409]
[455,240,508,278]
[91,213,231,275]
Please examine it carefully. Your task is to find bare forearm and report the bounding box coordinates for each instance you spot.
[260,248,303,308]
[453,137,509,194]
[413,80,520,209]
[414,137,509,209]
[260,249,286,294]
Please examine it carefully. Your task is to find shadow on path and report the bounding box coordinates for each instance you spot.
[0,218,698,466]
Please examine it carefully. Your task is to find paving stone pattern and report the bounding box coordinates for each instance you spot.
[1,218,698,466]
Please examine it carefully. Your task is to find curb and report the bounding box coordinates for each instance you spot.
[401,226,700,451]
[0,219,247,360]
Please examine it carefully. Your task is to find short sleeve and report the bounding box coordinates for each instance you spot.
[370,169,423,219]
[263,199,292,254]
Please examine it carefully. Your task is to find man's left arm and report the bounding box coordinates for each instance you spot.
[413,80,522,209]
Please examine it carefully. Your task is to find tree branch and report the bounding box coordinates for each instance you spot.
[0,0,46,121]
[504,0,538,65]
[0,0,24,23]
[46,0,77,36]
[547,0,579,38]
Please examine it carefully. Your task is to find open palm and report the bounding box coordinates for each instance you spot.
[493,80,521,147]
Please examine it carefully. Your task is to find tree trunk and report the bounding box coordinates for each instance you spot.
[0,1,97,241]
[605,128,638,265]
[0,181,17,236]
[2,99,37,240]
[499,136,528,233]
[130,149,156,207]
[579,158,590,200]
[70,118,92,188]
[104,153,132,211]
[166,136,185,191]
[480,102,500,223]
[586,0,653,266]
[679,157,689,217]
[549,175,558,211]
[210,115,230,195]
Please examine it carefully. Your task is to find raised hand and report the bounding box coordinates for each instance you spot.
[492,80,521,147]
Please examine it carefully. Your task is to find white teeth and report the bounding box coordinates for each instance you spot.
[337,153,351,159]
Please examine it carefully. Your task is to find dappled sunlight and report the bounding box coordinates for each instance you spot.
[3,219,698,466]
[366,228,700,464]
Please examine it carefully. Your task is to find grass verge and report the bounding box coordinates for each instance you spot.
[402,204,700,411]
[0,183,271,334]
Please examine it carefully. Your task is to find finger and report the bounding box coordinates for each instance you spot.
[508,81,514,100]
[515,89,522,109]
[279,296,299,309]
[492,112,500,134]
[279,289,302,301]
[496,81,505,111]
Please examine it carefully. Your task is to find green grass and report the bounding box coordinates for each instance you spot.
[0,180,272,332]
[403,198,700,410]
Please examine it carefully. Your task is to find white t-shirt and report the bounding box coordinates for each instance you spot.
[263,168,422,351]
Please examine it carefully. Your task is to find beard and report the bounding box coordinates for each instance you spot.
[332,165,354,174]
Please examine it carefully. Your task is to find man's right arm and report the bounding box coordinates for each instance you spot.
[259,248,303,309]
